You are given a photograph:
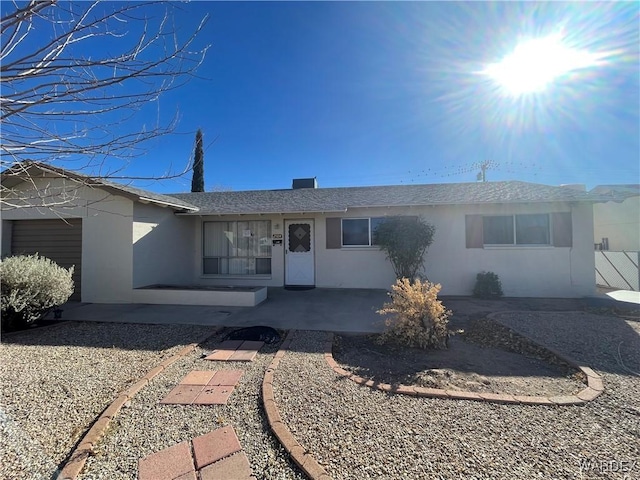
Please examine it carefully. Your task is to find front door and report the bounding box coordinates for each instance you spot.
[285,220,315,286]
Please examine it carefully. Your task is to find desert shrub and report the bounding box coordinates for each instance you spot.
[373,216,436,281]
[473,271,503,298]
[377,278,451,349]
[1,254,74,331]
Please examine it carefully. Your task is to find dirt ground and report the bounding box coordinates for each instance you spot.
[332,297,603,397]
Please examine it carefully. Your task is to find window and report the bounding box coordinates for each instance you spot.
[341,217,392,247]
[342,218,370,246]
[482,216,514,244]
[483,214,550,245]
[369,217,386,245]
[516,214,550,244]
[203,221,271,275]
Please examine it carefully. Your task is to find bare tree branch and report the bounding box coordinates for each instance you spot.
[1,1,210,209]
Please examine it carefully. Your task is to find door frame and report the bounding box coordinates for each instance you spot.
[284,219,315,286]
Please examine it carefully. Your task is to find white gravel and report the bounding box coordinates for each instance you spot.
[273,312,640,480]
[0,321,214,480]
[79,330,305,480]
[2,312,638,480]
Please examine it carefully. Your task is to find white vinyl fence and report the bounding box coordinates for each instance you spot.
[595,251,640,291]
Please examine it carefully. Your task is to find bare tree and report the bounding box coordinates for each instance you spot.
[1,1,210,208]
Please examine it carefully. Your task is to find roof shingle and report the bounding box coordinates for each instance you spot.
[168,181,604,215]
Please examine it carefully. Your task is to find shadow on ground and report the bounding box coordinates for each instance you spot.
[3,289,638,377]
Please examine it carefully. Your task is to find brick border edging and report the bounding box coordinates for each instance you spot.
[488,312,605,402]
[56,327,222,480]
[324,312,604,406]
[262,331,332,480]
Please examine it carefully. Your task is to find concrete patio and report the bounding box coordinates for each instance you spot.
[61,288,390,333]
[58,286,638,336]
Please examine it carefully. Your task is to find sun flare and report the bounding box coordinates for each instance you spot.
[482,34,605,95]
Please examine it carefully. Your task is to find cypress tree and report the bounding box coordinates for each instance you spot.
[191,129,205,192]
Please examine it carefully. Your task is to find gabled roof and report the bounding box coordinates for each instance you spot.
[2,162,612,215]
[169,181,606,216]
[1,161,199,212]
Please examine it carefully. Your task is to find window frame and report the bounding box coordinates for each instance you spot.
[341,218,372,247]
[482,214,551,246]
[340,216,393,247]
[202,220,272,276]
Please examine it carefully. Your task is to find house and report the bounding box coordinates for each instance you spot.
[591,185,640,252]
[1,162,606,304]
[590,185,640,291]
[1,162,198,303]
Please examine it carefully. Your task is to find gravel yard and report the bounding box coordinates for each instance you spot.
[274,312,640,479]
[2,310,638,480]
[0,321,215,479]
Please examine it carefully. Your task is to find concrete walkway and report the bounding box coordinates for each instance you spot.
[61,288,390,333]
[59,287,638,335]
[603,289,640,305]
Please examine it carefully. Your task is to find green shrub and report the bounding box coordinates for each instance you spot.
[373,216,436,281]
[473,271,503,299]
[1,254,74,331]
[377,278,451,349]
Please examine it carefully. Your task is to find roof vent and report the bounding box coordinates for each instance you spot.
[292,178,317,189]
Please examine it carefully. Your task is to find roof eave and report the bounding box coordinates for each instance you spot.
[2,161,198,212]
[343,198,601,209]
[176,208,348,216]
[138,197,199,212]
[175,197,599,216]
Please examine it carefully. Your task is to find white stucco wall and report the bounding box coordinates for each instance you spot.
[314,202,595,297]
[314,212,395,289]
[180,201,596,298]
[593,196,640,251]
[1,178,134,303]
[132,203,195,287]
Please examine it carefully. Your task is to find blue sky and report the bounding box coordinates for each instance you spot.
[56,2,640,192]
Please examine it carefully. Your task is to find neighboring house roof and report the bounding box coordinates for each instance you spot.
[169,181,606,216]
[1,161,199,212]
[590,184,640,202]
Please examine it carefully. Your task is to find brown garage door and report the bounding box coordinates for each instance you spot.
[11,219,82,301]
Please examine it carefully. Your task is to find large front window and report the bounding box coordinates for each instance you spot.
[203,221,271,275]
[483,214,550,245]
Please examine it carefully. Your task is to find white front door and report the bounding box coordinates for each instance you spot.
[285,220,315,286]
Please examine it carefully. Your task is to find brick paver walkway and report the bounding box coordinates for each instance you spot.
[138,426,255,480]
[205,340,264,362]
[160,370,244,406]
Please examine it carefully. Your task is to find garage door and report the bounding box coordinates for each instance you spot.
[11,219,82,301]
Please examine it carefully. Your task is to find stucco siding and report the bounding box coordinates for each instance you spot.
[133,203,195,287]
[593,196,640,251]
[188,202,595,297]
[82,196,133,303]
[314,203,595,297]
[569,202,596,295]
[314,212,395,288]
[443,202,594,297]
[1,178,134,303]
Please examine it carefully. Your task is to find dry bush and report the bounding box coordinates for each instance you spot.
[377,278,451,349]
